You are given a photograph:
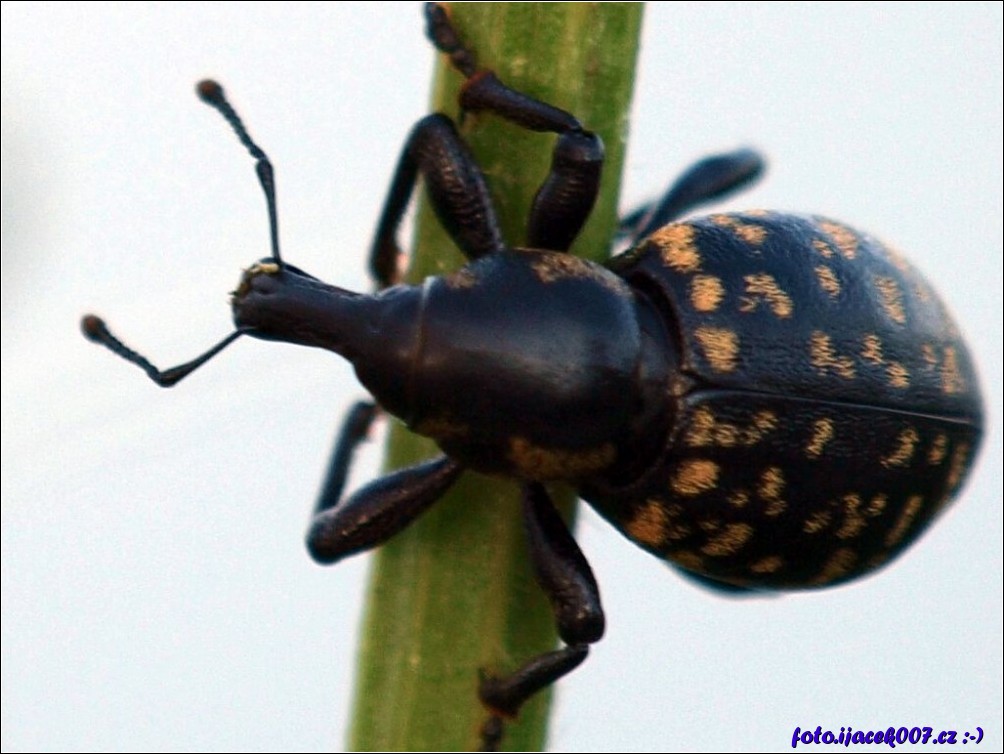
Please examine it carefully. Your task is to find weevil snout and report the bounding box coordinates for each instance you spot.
[229,259,377,354]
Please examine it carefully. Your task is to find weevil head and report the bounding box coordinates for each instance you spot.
[231,257,423,421]
[232,259,353,346]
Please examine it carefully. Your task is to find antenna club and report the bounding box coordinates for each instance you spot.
[81,314,108,342]
[196,79,224,105]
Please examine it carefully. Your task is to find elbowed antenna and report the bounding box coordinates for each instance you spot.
[81,315,246,387]
[81,79,285,386]
[196,79,283,267]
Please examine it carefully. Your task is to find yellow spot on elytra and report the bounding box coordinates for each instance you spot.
[927,434,948,465]
[812,548,858,584]
[867,494,888,517]
[883,244,933,302]
[885,495,924,548]
[699,519,721,533]
[701,523,754,557]
[666,526,691,541]
[812,239,835,259]
[740,273,794,318]
[810,331,856,379]
[920,344,966,394]
[757,467,786,517]
[694,326,740,372]
[507,437,615,479]
[711,214,768,244]
[751,411,779,440]
[940,346,966,395]
[624,500,668,549]
[861,334,884,364]
[671,459,720,496]
[886,361,910,389]
[819,221,858,260]
[684,407,778,448]
[672,551,705,572]
[750,555,784,574]
[686,407,729,446]
[836,493,867,539]
[815,265,841,298]
[728,490,751,508]
[881,427,920,468]
[858,335,909,387]
[651,224,701,273]
[945,443,970,492]
[873,275,907,325]
[921,344,938,369]
[803,510,833,534]
[764,501,786,517]
[690,274,726,312]
[806,418,835,459]
[735,222,766,244]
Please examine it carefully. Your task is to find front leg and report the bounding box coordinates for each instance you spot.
[369,113,506,287]
[426,1,605,253]
[306,401,464,564]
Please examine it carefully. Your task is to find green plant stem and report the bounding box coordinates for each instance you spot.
[349,4,643,751]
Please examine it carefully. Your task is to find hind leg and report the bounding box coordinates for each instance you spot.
[619,148,766,245]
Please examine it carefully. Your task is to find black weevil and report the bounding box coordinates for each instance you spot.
[81,2,984,747]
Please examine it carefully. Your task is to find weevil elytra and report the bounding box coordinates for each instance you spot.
[81,2,983,748]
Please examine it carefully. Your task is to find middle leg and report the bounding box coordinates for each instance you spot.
[478,482,605,744]
[306,400,464,564]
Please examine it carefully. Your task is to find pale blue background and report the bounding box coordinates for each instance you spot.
[3,3,1001,751]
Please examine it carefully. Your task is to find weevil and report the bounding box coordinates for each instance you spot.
[82,2,984,747]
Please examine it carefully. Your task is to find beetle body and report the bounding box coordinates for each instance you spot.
[81,3,985,746]
[234,208,983,592]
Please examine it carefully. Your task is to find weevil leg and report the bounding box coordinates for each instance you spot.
[306,404,464,563]
[369,113,506,287]
[477,482,604,746]
[426,1,605,253]
[478,714,505,753]
[519,482,604,645]
[525,130,604,253]
[425,2,581,134]
[450,69,604,252]
[620,147,766,244]
[312,400,380,513]
[479,646,589,751]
